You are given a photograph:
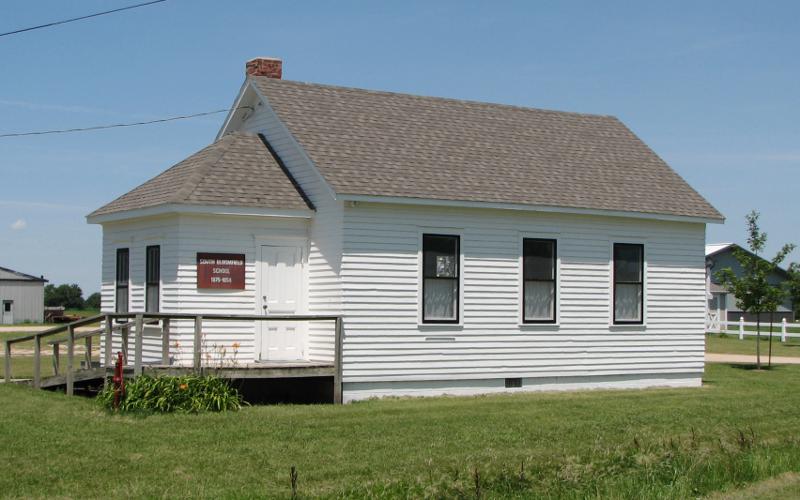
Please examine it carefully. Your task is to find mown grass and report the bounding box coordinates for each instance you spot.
[1,364,800,498]
[706,333,800,358]
[5,354,91,379]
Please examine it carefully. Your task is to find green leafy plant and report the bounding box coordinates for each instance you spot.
[97,375,244,413]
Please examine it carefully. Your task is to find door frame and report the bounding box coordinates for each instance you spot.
[254,236,309,361]
[2,300,13,325]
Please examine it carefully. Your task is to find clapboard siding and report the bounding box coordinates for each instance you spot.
[341,203,706,384]
[101,214,311,365]
[171,214,308,364]
[100,216,180,364]
[100,216,179,317]
[240,96,342,362]
[0,281,44,323]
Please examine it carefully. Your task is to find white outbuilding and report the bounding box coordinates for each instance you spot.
[86,58,724,402]
[0,266,47,324]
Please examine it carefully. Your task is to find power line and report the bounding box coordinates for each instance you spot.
[0,107,253,138]
[0,0,168,38]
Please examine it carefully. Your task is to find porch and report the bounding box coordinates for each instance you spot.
[3,312,343,403]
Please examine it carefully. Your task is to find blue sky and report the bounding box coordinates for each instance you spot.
[0,1,798,294]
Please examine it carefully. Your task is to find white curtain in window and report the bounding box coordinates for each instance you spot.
[525,281,554,321]
[146,285,159,313]
[424,279,457,320]
[615,284,642,321]
[116,288,128,314]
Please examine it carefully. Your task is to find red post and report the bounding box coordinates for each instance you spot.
[113,351,125,410]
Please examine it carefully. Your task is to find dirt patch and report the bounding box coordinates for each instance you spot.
[706,472,800,500]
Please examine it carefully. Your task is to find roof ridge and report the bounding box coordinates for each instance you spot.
[252,76,617,120]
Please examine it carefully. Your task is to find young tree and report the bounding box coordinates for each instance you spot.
[763,284,788,367]
[716,211,794,369]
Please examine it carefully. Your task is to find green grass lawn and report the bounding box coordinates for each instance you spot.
[2,364,800,498]
[64,308,101,319]
[5,354,94,379]
[706,333,800,358]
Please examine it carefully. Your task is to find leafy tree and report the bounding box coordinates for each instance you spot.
[85,292,101,310]
[43,283,85,309]
[716,211,794,369]
[43,284,57,307]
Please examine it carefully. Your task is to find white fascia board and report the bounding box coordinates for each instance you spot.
[215,79,254,141]
[86,203,314,225]
[339,194,724,225]
[248,83,340,203]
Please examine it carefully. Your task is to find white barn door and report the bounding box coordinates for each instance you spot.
[2,301,13,325]
[258,245,303,361]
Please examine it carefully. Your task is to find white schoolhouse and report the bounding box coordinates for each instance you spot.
[87,58,723,402]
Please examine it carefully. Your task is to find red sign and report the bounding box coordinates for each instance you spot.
[197,253,245,289]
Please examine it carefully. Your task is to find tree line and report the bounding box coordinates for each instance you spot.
[44,284,101,310]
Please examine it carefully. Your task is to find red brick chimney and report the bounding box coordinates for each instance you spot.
[245,57,282,79]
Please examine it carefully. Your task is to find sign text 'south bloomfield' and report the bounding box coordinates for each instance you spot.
[196,253,245,289]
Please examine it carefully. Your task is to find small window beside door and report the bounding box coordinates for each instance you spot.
[613,243,644,324]
[422,234,460,323]
[115,248,129,313]
[523,238,557,323]
[146,245,160,313]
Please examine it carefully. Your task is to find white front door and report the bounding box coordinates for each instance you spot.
[2,301,12,325]
[258,245,303,361]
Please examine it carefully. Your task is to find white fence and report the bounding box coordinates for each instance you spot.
[707,316,800,342]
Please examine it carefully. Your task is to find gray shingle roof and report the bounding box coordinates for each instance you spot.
[254,77,722,221]
[90,132,313,217]
[0,266,47,282]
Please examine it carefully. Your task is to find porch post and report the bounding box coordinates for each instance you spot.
[66,325,75,396]
[193,316,203,374]
[33,335,41,389]
[104,315,113,367]
[333,316,343,404]
[161,318,171,366]
[134,314,144,376]
[3,341,10,383]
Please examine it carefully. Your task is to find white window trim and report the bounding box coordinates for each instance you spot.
[145,243,162,314]
[518,231,561,328]
[114,246,131,315]
[609,239,648,329]
[417,227,465,329]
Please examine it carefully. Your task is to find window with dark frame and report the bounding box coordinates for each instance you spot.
[613,243,644,324]
[523,238,557,323]
[115,248,129,314]
[146,245,160,313]
[422,234,459,323]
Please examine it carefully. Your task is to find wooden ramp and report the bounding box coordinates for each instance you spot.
[5,312,344,403]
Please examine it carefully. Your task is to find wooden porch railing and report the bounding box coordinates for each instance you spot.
[4,312,344,403]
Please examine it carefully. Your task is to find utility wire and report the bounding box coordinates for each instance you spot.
[0,0,167,38]
[0,107,253,138]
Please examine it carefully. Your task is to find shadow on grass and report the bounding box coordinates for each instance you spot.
[728,363,785,372]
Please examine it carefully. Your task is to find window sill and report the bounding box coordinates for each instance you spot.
[418,323,464,331]
[519,322,560,330]
[609,323,647,331]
